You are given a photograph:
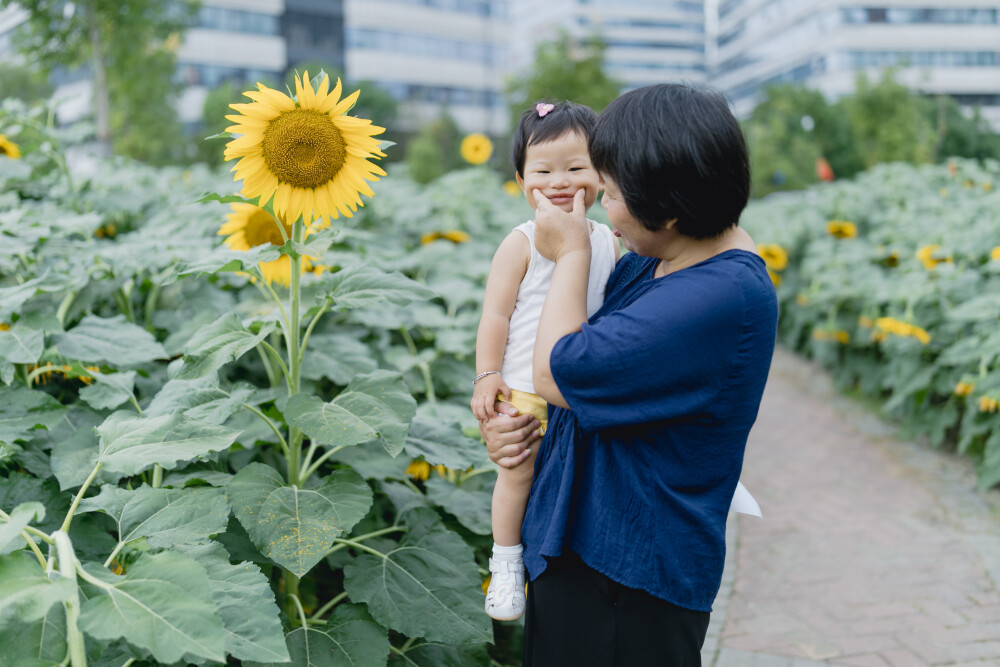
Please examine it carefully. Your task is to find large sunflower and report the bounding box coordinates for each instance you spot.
[219,203,314,286]
[0,134,21,159]
[224,72,386,228]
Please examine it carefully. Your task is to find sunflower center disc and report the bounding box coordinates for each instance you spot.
[246,208,292,247]
[261,109,347,189]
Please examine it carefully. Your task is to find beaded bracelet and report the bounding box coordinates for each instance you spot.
[473,370,501,385]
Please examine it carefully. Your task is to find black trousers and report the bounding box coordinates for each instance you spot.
[523,551,710,666]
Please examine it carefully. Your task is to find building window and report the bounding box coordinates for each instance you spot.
[846,50,998,68]
[197,6,279,35]
[842,7,998,24]
[347,28,504,65]
[178,63,282,87]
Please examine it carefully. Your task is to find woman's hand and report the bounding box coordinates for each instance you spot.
[532,189,591,262]
[480,401,542,468]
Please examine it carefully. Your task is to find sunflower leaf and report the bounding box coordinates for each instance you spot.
[285,370,416,457]
[318,265,437,310]
[78,551,226,664]
[52,315,166,367]
[77,485,230,551]
[0,323,43,364]
[193,191,257,206]
[177,314,276,380]
[176,245,282,277]
[0,386,66,444]
[175,542,290,663]
[342,507,492,644]
[78,371,138,411]
[227,463,373,577]
[0,502,45,554]
[96,412,242,477]
[0,552,76,628]
[244,604,388,667]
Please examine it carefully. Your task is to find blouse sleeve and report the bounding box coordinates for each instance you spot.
[550,268,747,434]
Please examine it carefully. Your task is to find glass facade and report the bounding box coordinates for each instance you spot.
[373,0,501,17]
[197,6,279,35]
[178,63,282,88]
[347,27,505,65]
[847,50,998,67]
[375,81,502,107]
[841,7,998,24]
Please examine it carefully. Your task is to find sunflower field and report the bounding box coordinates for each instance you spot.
[0,79,540,666]
[743,157,1000,488]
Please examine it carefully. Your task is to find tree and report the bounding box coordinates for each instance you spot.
[0,62,53,104]
[195,81,241,167]
[505,29,623,129]
[405,111,461,184]
[3,0,197,161]
[848,69,935,168]
[926,95,1000,162]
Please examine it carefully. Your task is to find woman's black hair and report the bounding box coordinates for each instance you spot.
[511,101,599,178]
[589,83,751,239]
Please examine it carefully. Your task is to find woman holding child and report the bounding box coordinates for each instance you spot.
[479,83,778,665]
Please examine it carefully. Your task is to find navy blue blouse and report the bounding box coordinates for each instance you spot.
[521,249,778,612]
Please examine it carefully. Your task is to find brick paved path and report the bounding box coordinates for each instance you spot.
[704,349,1000,667]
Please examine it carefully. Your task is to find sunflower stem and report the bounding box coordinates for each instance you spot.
[255,344,278,387]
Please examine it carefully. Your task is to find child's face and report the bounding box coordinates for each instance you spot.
[516,131,599,214]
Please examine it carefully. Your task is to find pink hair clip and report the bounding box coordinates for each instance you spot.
[536,103,555,118]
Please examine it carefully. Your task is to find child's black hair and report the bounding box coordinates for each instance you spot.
[589,83,750,239]
[510,101,599,178]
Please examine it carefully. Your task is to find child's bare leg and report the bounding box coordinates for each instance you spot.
[491,448,537,546]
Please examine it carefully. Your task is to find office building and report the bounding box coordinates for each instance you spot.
[343,0,509,134]
[508,0,707,91]
[712,0,1000,126]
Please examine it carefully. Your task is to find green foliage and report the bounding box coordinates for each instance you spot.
[505,29,623,129]
[743,70,1000,197]
[743,157,1000,488]
[406,111,462,184]
[0,62,53,104]
[848,70,935,168]
[2,0,197,164]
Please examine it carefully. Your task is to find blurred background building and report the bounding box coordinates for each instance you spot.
[508,0,707,89]
[712,0,1000,127]
[1,0,998,132]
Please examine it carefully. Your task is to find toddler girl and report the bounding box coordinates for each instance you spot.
[470,101,618,620]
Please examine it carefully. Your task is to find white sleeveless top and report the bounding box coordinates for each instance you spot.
[501,219,618,393]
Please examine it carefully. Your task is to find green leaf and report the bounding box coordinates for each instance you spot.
[0,552,76,628]
[424,478,493,535]
[38,407,104,490]
[227,463,373,577]
[194,191,257,205]
[52,315,166,367]
[177,314,276,380]
[319,265,437,309]
[176,244,282,277]
[176,542,290,663]
[0,610,66,666]
[0,502,45,554]
[343,508,492,644]
[78,485,230,550]
[286,370,417,457]
[78,371,137,411]
[97,412,242,476]
[0,387,66,444]
[0,359,13,385]
[247,605,388,667]
[78,551,226,664]
[0,273,65,319]
[301,332,379,385]
[404,417,492,470]
[0,324,43,364]
[388,641,492,667]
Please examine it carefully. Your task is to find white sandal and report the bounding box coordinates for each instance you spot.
[485,557,526,621]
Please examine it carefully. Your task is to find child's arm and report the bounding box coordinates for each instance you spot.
[472,231,530,422]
